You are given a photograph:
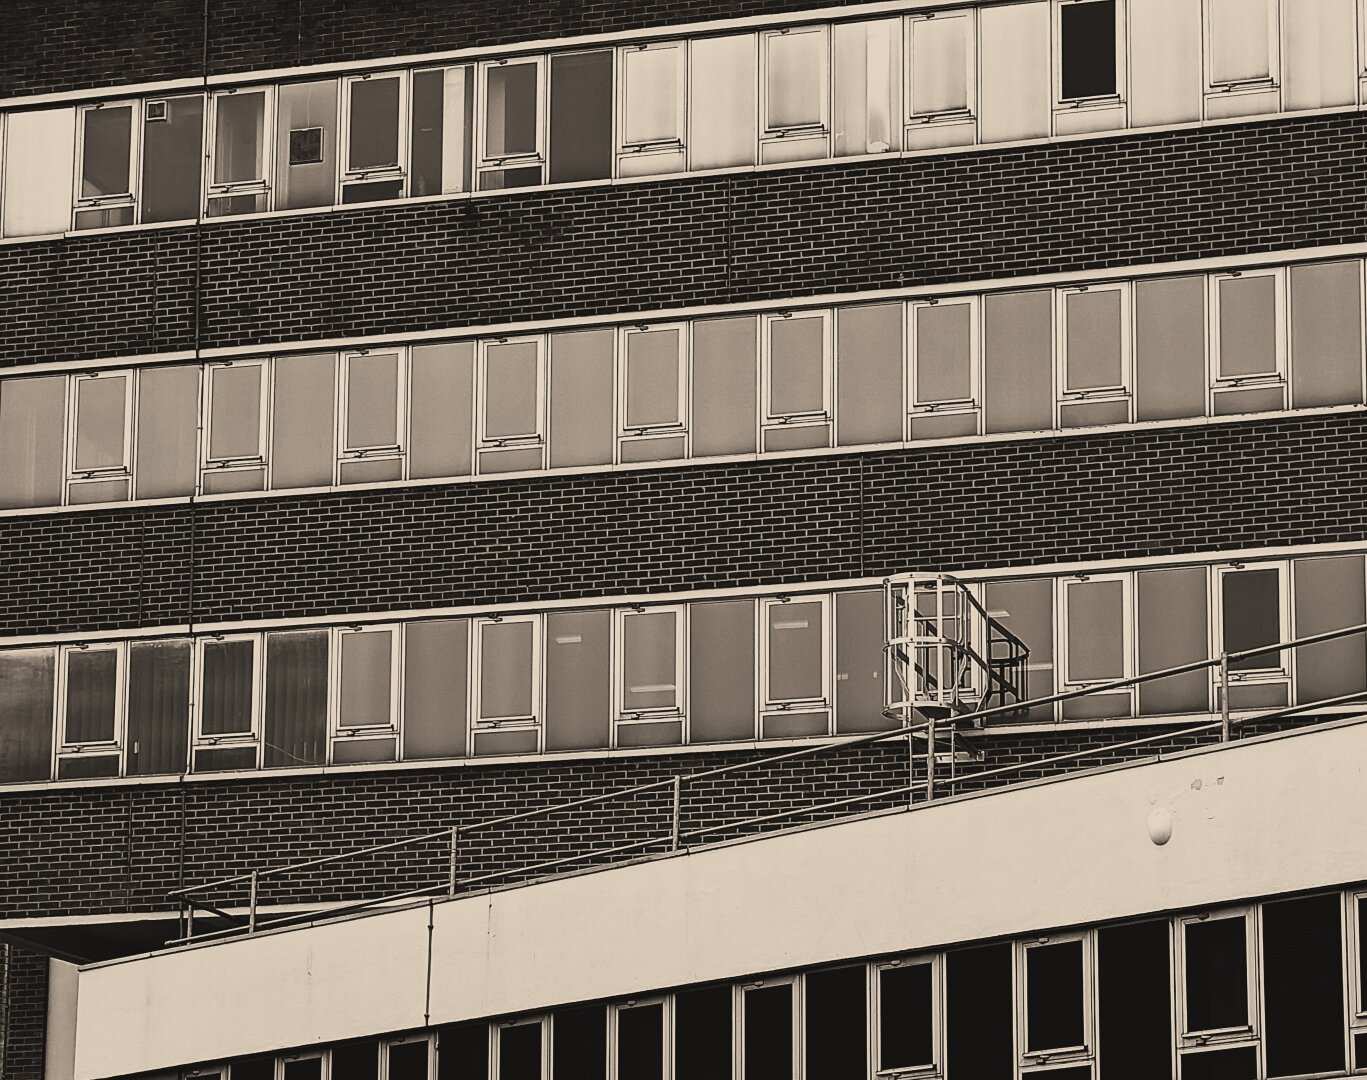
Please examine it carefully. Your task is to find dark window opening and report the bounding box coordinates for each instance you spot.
[65,648,118,744]
[552,1004,606,1079]
[676,986,732,1080]
[331,1040,380,1080]
[1222,569,1281,672]
[282,1060,323,1080]
[1264,894,1345,1077]
[947,944,1014,1080]
[617,1003,664,1080]
[1180,1046,1258,1080]
[389,1041,430,1080]
[1026,939,1087,1052]
[804,966,866,1079]
[549,51,613,183]
[1184,917,1249,1033]
[1099,920,1172,1080]
[1060,0,1117,99]
[499,1022,542,1080]
[879,962,934,1071]
[436,1021,488,1080]
[229,1057,275,1080]
[744,984,793,1080]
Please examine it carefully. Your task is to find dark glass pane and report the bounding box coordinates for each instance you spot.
[744,984,793,1080]
[283,1060,323,1080]
[0,649,55,782]
[202,639,255,736]
[676,985,733,1080]
[1184,917,1248,1033]
[65,648,118,744]
[1263,894,1344,1077]
[1180,1046,1257,1080]
[617,1003,664,1080]
[553,1004,605,1079]
[349,76,401,170]
[389,1040,430,1080]
[804,966,866,1080]
[549,51,613,183]
[879,963,934,1070]
[1027,940,1086,1051]
[142,94,204,222]
[1098,921,1171,1080]
[1221,569,1281,672]
[332,1040,380,1080]
[81,105,133,196]
[214,90,266,184]
[500,1022,541,1080]
[1061,0,1117,99]
[125,639,191,776]
[263,630,328,768]
[1360,897,1367,1024]
[230,1057,276,1080]
[437,1021,488,1080]
[947,944,1013,1080]
[486,63,539,157]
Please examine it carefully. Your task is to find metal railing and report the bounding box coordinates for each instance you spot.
[167,619,1367,946]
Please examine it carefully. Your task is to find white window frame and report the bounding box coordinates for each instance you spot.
[55,642,126,774]
[203,358,271,477]
[205,85,276,215]
[739,977,801,1080]
[904,9,978,123]
[476,56,547,185]
[1209,268,1287,397]
[907,296,980,416]
[192,633,262,754]
[609,997,671,1080]
[1016,931,1096,1069]
[761,310,833,428]
[473,615,542,730]
[1176,907,1260,1050]
[493,1016,549,1080]
[618,322,689,450]
[1350,890,1367,1035]
[1214,561,1291,684]
[330,624,402,754]
[338,347,409,462]
[615,605,687,730]
[873,953,942,1078]
[760,25,831,146]
[760,594,832,711]
[1052,0,1128,109]
[478,335,546,449]
[616,41,688,168]
[1203,0,1281,93]
[66,369,134,496]
[276,1051,328,1080]
[1057,282,1132,408]
[340,71,410,199]
[73,99,141,229]
[1058,573,1135,702]
[382,1033,434,1080]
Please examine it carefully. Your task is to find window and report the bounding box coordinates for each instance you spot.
[125,638,191,777]
[619,324,688,459]
[876,957,939,1074]
[1217,563,1288,678]
[618,42,686,176]
[1211,269,1285,382]
[1179,909,1257,1050]
[386,1034,433,1080]
[1262,893,1345,1077]
[410,66,474,197]
[690,34,758,170]
[614,1000,667,1080]
[479,337,545,473]
[1056,0,1122,102]
[905,10,976,123]
[909,298,979,437]
[946,944,1016,1080]
[141,94,204,223]
[742,980,797,1080]
[1060,574,1133,719]
[496,1017,546,1080]
[74,101,138,230]
[276,79,339,211]
[474,616,541,756]
[1058,283,1131,427]
[1098,921,1173,1080]
[761,595,830,729]
[479,58,545,190]
[67,371,133,503]
[194,634,260,772]
[341,72,408,204]
[616,606,685,736]
[804,966,866,1077]
[675,986,733,1080]
[1018,934,1094,1069]
[832,20,901,157]
[207,87,274,216]
[280,1054,325,1080]
[762,311,832,450]
[0,648,56,784]
[549,50,614,184]
[262,629,329,769]
[331,625,400,763]
[760,27,829,162]
[57,643,124,779]
[339,349,407,483]
[204,360,269,493]
[0,374,67,509]
[1205,0,1279,87]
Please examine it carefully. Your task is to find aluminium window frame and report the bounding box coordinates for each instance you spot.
[472,614,543,736]
[1213,560,1291,689]
[65,368,134,499]
[873,953,943,1078]
[759,24,832,150]
[1057,572,1136,711]
[1052,0,1129,111]
[615,40,688,169]
[738,975,801,1080]
[1015,930,1097,1071]
[907,295,980,420]
[192,632,263,762]
[617,322,690,454]
[1175,905,1261,1050]
[339,70,411,199]
[1202,0,1282,95]
[382,1032,435,1080]
[202,358,271,481]
[329,623,403,758]
[54,641,127,776]
[1208,268,1288,408]
[1056,280,1133,415]
[614,605,687,734]
[477,335,546,452]
[492,1015,550,1080]
[761,309,834,430]
[904,9,978,125]
[72,98,142,229]
[276,1050,329,1080]
[205,85,277,215]
[1350,889,1367,1045]
[476,55,547,187]
[609,996,672,1080]
[338,347,409,466]
[759,593,833,712]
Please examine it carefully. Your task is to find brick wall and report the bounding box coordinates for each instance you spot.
[3,112,1366,368]
[0,947,46,1080]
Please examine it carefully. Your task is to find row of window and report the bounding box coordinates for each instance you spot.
[0,0,1359,240]
[126,886,1367,1080]
[4,257,1363,512]
[4,550,1365,788]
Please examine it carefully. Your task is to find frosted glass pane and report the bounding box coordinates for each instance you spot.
[1218,276,1278,378]
[1290,261,1364,409]
[74,376,128,472]
[1283,0,1356,110]
[410,343,474,479]
[768,601,824,702]
[690,34,757,169]
[623,612,677,711]
[693,316,758,456]
[2,107,76,237]
[911,15,970,115]
[916,303,973,403]
[135,365,198,499]
[1208,0,1273,84]
[209,365,262,462]
[625,329,681,429]
[1065,290,1123,392]
[766,30,823,129]
[833,20,898,156]
[836,302,903,445]
[0,376,66,509]
[769,317,825,416]
[979,3,1050,142]
[340,630,392,729]
[1066,579,1124,682]
[484,343,539,440]
[480,622,534,720]
[271,353,336,489]
[345,352,399,450]
[1135,276,1206,421]
[984,291,1052,433]
[624,46,681,145]
[548,329,614,468]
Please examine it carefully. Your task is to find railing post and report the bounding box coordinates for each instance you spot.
[248,870,259,934]
[925,714,937,802]
[448,826,460,897]
[1219,652,1231,742]
[670,776,683,851]
[185,899,194,941]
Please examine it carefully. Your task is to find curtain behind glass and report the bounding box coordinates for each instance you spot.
[264,631,329,767]
[126,640,191,776]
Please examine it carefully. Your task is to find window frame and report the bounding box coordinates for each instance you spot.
[1052,0,1128,109]
[873,953,942,1078]
[1214,560,1291,684]
[72,99,141,229]
[477,335,546,450]
[472,615,543,733]
[339,70,410,199]
[205,85,276,215]
[66,369,134,495]
[1203,0,1281,93]
[1176,906,1260,1050]
[1058,572,1135,698]
[382,1032,434,1079]
[55,641,127,775]
[907,296,980,416]
[759,594,832,711]
[476,55,547,186]
[338,347,409,464]
[192,632,263,757]
[759,25,831,145]
[739,976,801,1080]
[330,623,402,757]
[1351,890,1367,1034]
[614,605,687,731]
[904,9,979,123]
[203,358,270,476]
[275,1050,327,1080]
[618,322,689,450]
[616,40,688,166]
[492,1015,549,1080]
[1015,930,1096,1070]
[1209,268,1287,404]
[609,996,672,1080]
[761,309,834,428]
[1056,281,1133,411]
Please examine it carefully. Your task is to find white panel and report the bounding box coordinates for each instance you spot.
[46,960,79,1080]
[1130,0,1204,125]
[979,2,1052,142]
[2,108,76,238]
[74,719,1367,1078]
[441,67,470,194]
[689,34,757,169]
[1283,0,1357,111]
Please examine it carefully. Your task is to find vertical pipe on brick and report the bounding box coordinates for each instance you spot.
[670,776,682,851]
[248,870,259,933]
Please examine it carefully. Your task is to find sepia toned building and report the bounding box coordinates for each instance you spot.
[2,1,1367,1078]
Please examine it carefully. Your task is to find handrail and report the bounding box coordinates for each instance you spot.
[167,618,1367,942]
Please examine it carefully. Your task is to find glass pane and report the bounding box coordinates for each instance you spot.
[1290,261,1364,408]
[833,20,898,156]
[436,1022,487,1080]
[348,77,401,170]
[744,985,793,1080]
[142,95,204,223]
[0,649,56,783]
[1135,276,1206,422]
[552,1005,605,1079]
[1066,579,1125,682]
[1185,916,1249,1032]
[484,343,539,440]
[1295,555,1367,704]
[804,966,866,1078]
[1219,276,1278,378]
[676,987,732,1080]
[916,303,973,403]
[984,291,1053,434]
[481,622,534,720]
[346,353,400,450]
[1066,290,1123,391]
[134,365,197,500]
[548,329,614,469]
[693,316,758,456]
[409,342,475,479]
[332,1040,379,1080]
[625,330,681,429]
[126,639,191,776]
[403,620,468,760]
[74,376,128,472]
[1222,569,1281,672]
[690,34,757,169]
[836,303,902,447]
[202,639,255,736]
[1137,568,1210,715]
[1263,894,1345,1077]
[1026,940,1086,1051]
[946,945,1014,1078]
[768,601,824,702]
[769,317,825,416]
[262,630,328,768]
[912,15,970,114]
[209,365,262,461]
[499,1022,541,1080]
[618,1004,663,1080]
[388,1041,429,1080]
[1209,0,1272,83]
[81,106,133,197]
[624,46,680,144]
[549,51,613,183]
[276,80,339,211]
[340,630,392,730]
[283,1061,322,1080]
[689,600,756,742]
[214,91,267,184]
[271,353,336,489]
[544,610,611,751]
[65,648,118,744]
[1061,0,1117,99]
[485,62,539,158]
[623,611,677,711]
[766,31,823,129]
[0,376,66,509]
[1098,922,1172,1080]
[880,964,934,1070]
